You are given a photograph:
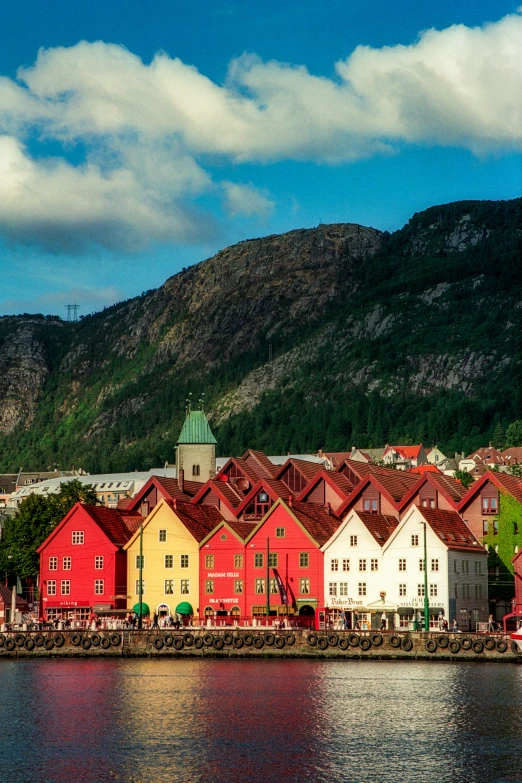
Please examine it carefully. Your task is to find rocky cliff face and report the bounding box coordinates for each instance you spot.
[0,197,520,471]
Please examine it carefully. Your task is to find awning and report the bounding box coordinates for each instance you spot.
[398,607,414,615]
[94,604,114,612]
[175,602,194,615]
[296,598,318,608]
[132,602,150,615]
[96,609,128,616]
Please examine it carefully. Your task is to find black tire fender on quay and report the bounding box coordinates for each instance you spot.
[54,634,65,648]
[285,633,296,646]
[496,639,508,653]
[371,633,383,647]
[448,640,461,654]
[472,640,484,654]
[461,637,473,650]
[5,638,16,651]
[194,637,204,649]
[264,633,275,646]
[153,637,164,650]
[389,635,401,649]
[15,633,25,647]
[274,636,285,649]
[44,638,54,651]
[317,637,328,650]
[100,637,111,649]
[484,637,496,651]
[437,635,449,649]
[253,636,264,649]
[223,632,234,646]
[348,633,360,647]
[0,633,5,647]
[243,633,254,647]
[213,637,225,650]
[173,637,184,650]
[203,633,214,647]
[81,637,91,650]
[110,633,121,647]
[401,638,413,652]
[163,634,173,647]
[425,639,438,653]
[338,637,349,651]
[233,636,244,649]
[71,633,82,647]
[34,634,44,647]
[307,633,318,647]
[511,640,522,655]
[328,633,339,647]
[24,638,35,651]
[360,637,372,651]
[90,633,101,647]
[183,633,194,647]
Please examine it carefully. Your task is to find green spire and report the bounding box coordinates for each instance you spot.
[177,409,217,444]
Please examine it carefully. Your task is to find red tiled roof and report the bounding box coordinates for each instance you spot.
[370,471,418,502]
[501,447,522,464]
[289,501,342,546]
[224,518,259,540]
[164,500,224,542]
[428,473,468,502]
[298,470,354,503]
[338,459,375,478]
[84,505,142,547]
[242,450,279,478]
[276,458,324,482]
[417,507,485,551]
[0,583,30,611]
[116,497,134,510]
[385,444,423,460]
[408,465,441,474]
[323,452,355,468]
[236,478,291,516]
[357,512,399,544]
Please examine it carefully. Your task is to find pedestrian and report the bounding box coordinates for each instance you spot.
[340,610,347,630]
[452,618,458,633]
[152,612,159,629]
[443,618,449,632]
[488,614,495,632]
[380,611,387,631]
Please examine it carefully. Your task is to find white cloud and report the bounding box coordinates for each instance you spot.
[222,181,274,219]
[0,11,520,250]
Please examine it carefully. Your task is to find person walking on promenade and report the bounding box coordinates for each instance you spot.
[452,618,458,633]
[340,610,347,630]
[488,614,496,632]
[380,611,387,631]
[152,612,159,630]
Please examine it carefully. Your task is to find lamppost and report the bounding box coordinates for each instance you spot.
[420,520,429,632]
[138,523,143,630]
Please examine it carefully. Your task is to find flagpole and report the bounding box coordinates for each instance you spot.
[266,537,270,619]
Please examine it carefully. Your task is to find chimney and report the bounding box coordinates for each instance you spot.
[288,495,293,507]
[178,467,185,493]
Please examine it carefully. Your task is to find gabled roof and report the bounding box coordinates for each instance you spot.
[297,469,353,503]
[336,471,417,518]
[501,447,522,464]
[458,470,522,510]
[199,517,256,546]
[215,457,260,484]
[275,457,324,483]
[398,471,467,512]
[244,498,341,548]
[241,450,279,479]
[467,446,505,464]
[37,503,141,552]
[0,583,30,611]
[177,410,217,444]
[191,479,244,513]
[384,444,423,460]
[235,478,290,516]
[408,465,441,475]
[337,459,375,479]
[356,511,400,545]
[416,507,485,552]
[163,500,224,542]
[322,452,355,468]
[125,474,193,512]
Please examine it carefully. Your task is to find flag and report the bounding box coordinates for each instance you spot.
[273,569,288,605]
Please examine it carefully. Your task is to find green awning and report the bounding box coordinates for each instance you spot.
[175,601,194,615]
[132,602,150,615]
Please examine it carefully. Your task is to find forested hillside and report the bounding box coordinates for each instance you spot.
[0,197,521,472]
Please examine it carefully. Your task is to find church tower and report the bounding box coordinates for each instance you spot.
[175,403,217,482]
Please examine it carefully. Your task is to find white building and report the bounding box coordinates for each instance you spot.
[322,505,488,632]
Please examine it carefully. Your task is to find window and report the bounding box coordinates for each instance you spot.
[493,521,498,535]
[359,559,366,572]
[399,583,406,597]
[342,559,350,571]
[462,560,469,574]
[358,582,366,597]
[419,559,425,572]
[47,580,56,596]
[299,578,310,594]
[254,553,264,568]
[329,582,338,596]
[255,578,265,594]
[483,520,489,534]
[205,554,215,569]
[192,464,200,477]
[339,582,348,596]
[269,578,278,594]
[417,584,425,597]
[72,531,84,545]
[454,560,458,573]
[429,584,438,597]
[180,555,189,568]
[234,554,244,569]
[94,579,104,595]
[411,535,419,546]
[61,580,71,596]
[350,535,358,547]
[482,496,498,514]
[299,553,309,568]
[431,558,439,572]
[475,561,482,575]
[180,580,189,594]
[268,553,278,568]
[363,498,379,512]
[165,555,173,569]
[234,580,243,594]
[158,529,167,542]
[94,556,103,570]
[135,580,145,595]
[205,580,214,594]
[454,584,458,598]
[276,527,285,538]
[49,557,58,571]
[136,555,145,569]
[331,558,339,572]
[371,559,378,571]
[165,580,174,595]
[399,558,406,571]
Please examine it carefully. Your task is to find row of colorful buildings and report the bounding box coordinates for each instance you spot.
[34,410,522,630]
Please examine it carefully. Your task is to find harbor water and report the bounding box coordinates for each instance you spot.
[0,658,521,783]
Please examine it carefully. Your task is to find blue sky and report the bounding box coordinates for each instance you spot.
[0,0,521,316]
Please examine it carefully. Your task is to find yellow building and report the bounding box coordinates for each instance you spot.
[124,498,223,620]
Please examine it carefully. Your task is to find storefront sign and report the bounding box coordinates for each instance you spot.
[328,597,364,607]
[207,572,240,578]
[208,598,239,604]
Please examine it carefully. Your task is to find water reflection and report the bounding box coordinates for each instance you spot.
[0,660,521,783]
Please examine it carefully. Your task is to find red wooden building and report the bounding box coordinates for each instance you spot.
[37,503,141,623]
[199,519,254,619]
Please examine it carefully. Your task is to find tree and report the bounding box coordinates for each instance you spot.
[0,480,98,581]
[505,420,522,448]
[454,470,474,490]
[492,423,506,450]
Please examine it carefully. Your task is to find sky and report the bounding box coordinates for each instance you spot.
[0,0,521,316]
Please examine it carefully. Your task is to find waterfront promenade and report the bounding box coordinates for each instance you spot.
[1,628,520,661]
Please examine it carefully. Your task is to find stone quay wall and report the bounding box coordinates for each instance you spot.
[0,628,521,662]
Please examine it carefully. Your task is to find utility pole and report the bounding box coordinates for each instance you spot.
[65,304,80,322]
[423,521,429,632]
[266,537,270,619]
[138,523,143,630]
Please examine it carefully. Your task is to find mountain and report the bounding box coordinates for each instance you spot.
[0,197,521,472]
